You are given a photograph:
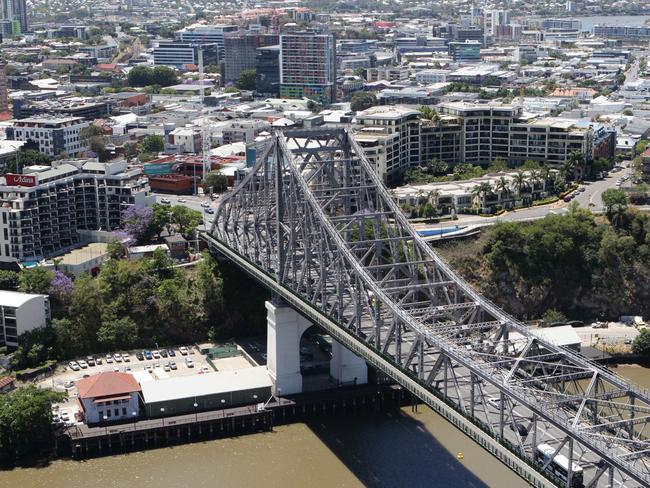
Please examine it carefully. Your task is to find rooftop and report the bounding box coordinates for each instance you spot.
[140,366,272,404]
[0,290,46,308]
[76,372,141,399]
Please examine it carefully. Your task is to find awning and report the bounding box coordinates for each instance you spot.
[93,394,131,404]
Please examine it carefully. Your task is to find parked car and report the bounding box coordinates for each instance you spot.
[64,380,74,389]
[145,364,153,371]
[160,198,171,204]
[106,354,113,363]
[169,361,178,370]
[163,363,171,372]
[201,201,210,208]
[200,366,210,374]
[122,353,130,362]
[160,349,168,358]
[68,361,80,371]
[95,356,102,365]
[152,350,161,359]
[78,360,88,369]
[144,350,153,360]
[136,352,144,361]
[178,198,187,203]
[167,349,176,357]
[185,358,194,368]
[86,356,95,366]
[204,208,214,214]
[112,354,122,363]
[179,346,188,356]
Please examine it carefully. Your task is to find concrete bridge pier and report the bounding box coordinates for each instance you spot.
[330,339,367,386]
[266,300,311,395]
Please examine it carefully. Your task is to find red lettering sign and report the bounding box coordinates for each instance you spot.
[5,174,37,187]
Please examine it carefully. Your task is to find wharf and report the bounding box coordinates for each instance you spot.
[58,384,406,459]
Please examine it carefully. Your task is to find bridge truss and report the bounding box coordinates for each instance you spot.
[205,128,650,487]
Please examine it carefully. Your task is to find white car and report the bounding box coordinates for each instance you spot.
[185,358,194,368]
[487,397,502,410]
[201,366,210,374]
[113,354,123,363]
[68,361,80,371]
[160,197,171,204]
[121,353,130,362]
[106,354,113,363]
[152,350,161,359]
[77,360,88,369]
[178,198,187,203]
[179,346,188,355]
[201,201,210,208]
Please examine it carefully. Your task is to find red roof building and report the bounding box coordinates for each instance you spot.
[75,372,141,424]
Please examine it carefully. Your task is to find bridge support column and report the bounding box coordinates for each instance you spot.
[266,300,310,395]
[330,339,368,386]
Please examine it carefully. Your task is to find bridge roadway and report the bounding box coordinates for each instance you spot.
[202,128,650,488]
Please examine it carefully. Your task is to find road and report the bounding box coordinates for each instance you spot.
[153,193,221,228]
[450,165,632,229]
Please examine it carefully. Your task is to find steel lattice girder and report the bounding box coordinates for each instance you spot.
[208,129,650,487]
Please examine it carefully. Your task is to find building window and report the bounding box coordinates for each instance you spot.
[122,407,127,416]
[114,408,119,416]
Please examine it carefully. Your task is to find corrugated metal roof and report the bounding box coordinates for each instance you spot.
[140,366,272,404]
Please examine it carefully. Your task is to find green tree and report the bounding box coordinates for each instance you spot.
[53,318,86,358]
[141,134,165,154]
[127,65,153,87]
[2,149,53,175]
[418,106,440,122]
[152,66,178,87]
[601,189,628,227]
[350,92,377,112]
[632,329,650,357]
[171,206,202,236]
[426,159,448,176]
[489,157,508,173]
[150,203,173,238]
[106,239,125,260]
[236,69,257,90]
[0,386,66,463]
[0,270,19,290]
[97,309,139,350]
[19,267,54,294]
[542,308,568,324]
[203,171,228,193]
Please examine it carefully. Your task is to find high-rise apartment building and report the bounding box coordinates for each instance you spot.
[256,45,280,96]
[0,160,153,262]
[153,41,219,69]
[280,32,336,106]
[0,0,27,32]
[223,33,278,84]
[176,24,238,61]
[0,65,8,115]
[6,116,90,157]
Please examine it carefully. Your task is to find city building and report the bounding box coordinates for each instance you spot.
[176,24,238,60]
[593,25,650,40]
[0,160,153,262]
[541,19,582,31]
[223,32,278,84]
[354,106,420,183]
[0,0,27,33]
[256,45,280,96]
[140,366,272,418]
[153,41,219,69]
[75,372,141,425]
[448,41,481,62]
[0,290,49,347]
[415,69,449,84]
[0,65,8,116]
[640,147,650,183]
[280,32,336,106]
[6,116,90,157]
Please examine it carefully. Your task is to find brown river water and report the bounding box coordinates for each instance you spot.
[1,365,646,488]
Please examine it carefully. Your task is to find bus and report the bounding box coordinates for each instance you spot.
[535,444,584,487]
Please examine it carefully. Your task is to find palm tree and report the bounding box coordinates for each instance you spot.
[528,169,543,193]
[495,176,511,202]
[563,150,583,181]
[541,167,553,189]
[472,182,494,208]
[426,189,440,206]
[512,171,529,196]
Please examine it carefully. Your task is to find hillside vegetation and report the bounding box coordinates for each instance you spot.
[437,206,650,321]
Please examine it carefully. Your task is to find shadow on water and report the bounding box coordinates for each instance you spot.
[305,407,489,488]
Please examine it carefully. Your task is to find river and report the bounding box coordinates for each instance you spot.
[1,365,647,488]
[573,15,650,32]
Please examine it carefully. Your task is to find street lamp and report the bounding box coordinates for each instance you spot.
[220,398,226,418]
[160,407,165,427]
[103,415,108,435]
[132,411,137,431]
[193,402,199,422]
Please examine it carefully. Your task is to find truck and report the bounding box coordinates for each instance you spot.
[620,315,646,327]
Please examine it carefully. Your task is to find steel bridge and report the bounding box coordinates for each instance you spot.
[202,128,650,488]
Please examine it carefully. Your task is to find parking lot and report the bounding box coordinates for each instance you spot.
[41,346,216,427]
[574,322,641,347]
